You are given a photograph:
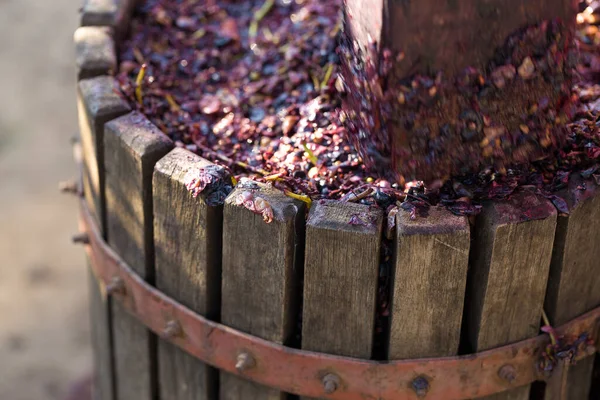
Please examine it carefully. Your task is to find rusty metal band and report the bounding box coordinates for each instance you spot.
[78,199,600,400]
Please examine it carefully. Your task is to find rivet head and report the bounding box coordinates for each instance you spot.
[72,233,90,245]
[106,277,126,296]
[322,373,340,394]
[498,364,517,383]
[411,376,430,397]
[235,352,256,372]
[161,320,182,340]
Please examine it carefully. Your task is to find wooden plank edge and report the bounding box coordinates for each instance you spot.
[390,206,470,360]
[461,188,557,400]
[80,0,138,39]
[75,26,117,80]
[463,188,558,351]
[103,111,173,400]
[153,147,232,317]
[542,174,600,400]
[220,179,307,399]
[77,75,131,236]
[222,178,307,345]
[153,146,233,400]
[302,199,382,358]
[77,75,130,400]
[545,174,600,324]
[104,110,173,279]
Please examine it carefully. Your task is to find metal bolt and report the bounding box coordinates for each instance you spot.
[411,376,430,397]
[322,373,340,394]
[235,352,256,372]
[106,277,126,296]
[161,320,182,340]
[59,180,80,195]
[498,364,517,383]
[72,233,90,245]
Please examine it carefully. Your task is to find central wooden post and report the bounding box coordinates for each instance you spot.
[341,0,579,183]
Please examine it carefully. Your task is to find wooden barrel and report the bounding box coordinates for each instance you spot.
[74,1,600,400]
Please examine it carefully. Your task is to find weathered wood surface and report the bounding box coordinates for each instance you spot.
[301,200,382,399]
[465,190,557,400]
[87,265,114,400]
[344,0,577,76]
[73,119,112,400]
[74,26,116,80]
[154,148,231,400]
[302,200,382,359]
[77,76,130,234]
[104,112,173,400]
[80,0,137,38]
[390,206,470,359]
[220,182,306,400]
[77,76,130,400]
[543,175,600,400]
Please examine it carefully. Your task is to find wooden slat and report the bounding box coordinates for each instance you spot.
[87,265,114,400]
[220,182,306,400]
[301,200,382,385]
[73,115,113,400]
[104,112,173,400]
[81,0,137,38]
[543,175,600,400]
[389,206,470,359]
[74,26,116,80]
[464,190,557,400]
[77,76,130,400]
[154,148,231,400]
[77,76,131,234]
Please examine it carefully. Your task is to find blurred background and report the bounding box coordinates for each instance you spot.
[0,1,92,399]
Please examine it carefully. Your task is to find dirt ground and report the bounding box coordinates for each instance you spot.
[0,1,92,399]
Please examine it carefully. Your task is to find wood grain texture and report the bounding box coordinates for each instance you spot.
[77,76,130,235]
[220,181,306,400]
[154,148,231,400]
[302,200,382,362]
[465,190,557,400]
[74,26,116,80]
[544,358,595,400]
[87,264,114,400]
[80,0,137,38]
[77,76,129,400]
[389,206,470,359]
[543,175,600,400]
[104,112,173,400]
[344,0,577,76]
[73,112,112,400]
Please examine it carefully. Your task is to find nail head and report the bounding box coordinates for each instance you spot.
[411,376,429,397]
[162,320,182,340]
[498,364,517,383]
[106,277,125,296]
[235,352,256,372]
[322,373,339,394]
